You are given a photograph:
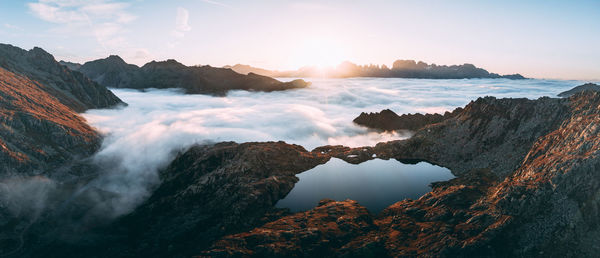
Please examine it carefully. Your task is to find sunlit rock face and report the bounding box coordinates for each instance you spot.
[0,44,124,112]
[0,67,101,176]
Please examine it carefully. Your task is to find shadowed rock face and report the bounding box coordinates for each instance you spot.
[70,56,311,95]
[0,44,124,112]
[558,82,600,97]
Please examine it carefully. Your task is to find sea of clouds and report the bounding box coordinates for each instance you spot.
[78,77,580,215]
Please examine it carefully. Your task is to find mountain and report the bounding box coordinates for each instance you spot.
[0,44,124,176]
[227,60,526,79]
[0,44,124,112]
[69,56,310,96]
[558,82,600,97]
[74,55,139,88]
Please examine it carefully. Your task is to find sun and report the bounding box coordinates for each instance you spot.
[289,38,346,69]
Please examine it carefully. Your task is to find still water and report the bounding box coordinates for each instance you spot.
[276,158,455,213]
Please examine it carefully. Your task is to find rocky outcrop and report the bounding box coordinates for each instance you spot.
[558,82,600,97]
[226,61,526,79]
[353,108,462,131]
[0,44,124,112]
[71,56,310,95]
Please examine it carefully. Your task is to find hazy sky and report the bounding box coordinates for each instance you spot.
[0,0,598,80]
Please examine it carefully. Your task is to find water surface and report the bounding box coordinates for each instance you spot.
[276,158,455,213]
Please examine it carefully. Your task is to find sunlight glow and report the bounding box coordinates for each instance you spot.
[288,38,347,69]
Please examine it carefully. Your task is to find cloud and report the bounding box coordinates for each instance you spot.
[80,78,580,216]
[169,7,192,48]
[27,0,136,50]
[200,0,231,8]
[3,23,23,30]
[175,7,191,32]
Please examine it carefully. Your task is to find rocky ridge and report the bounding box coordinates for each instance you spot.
[0,44,124,112]
[66,56,310,96]
[0,44,124,176]
[226,60,526,79]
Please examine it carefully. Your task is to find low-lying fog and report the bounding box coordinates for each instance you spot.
[80,77,577,215]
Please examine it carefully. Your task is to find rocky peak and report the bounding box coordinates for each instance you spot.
[0,43,124,111]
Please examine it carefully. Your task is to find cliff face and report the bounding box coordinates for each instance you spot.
[72,56,310,95]
[0,44,124,112]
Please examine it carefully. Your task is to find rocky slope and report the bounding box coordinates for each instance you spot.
[227,60,526,79]
[557,82,600,97]
[67,56,310,95]
[0,44,124,176]
[0,67,102,177]
[0,45,125,257]
[0,44,124,112]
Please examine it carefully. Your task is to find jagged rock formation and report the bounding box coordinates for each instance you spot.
[353,108,462,131]
[0,44,124,112]
[66,56,310,95]
[558,82,600,97]
[226,60,526,79]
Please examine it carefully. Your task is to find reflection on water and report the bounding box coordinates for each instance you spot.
[276,158,455,213]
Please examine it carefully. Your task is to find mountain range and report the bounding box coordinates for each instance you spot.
[225,60,526,79]
[60,56,310,96]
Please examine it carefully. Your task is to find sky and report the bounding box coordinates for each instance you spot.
[0,0,598,80]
